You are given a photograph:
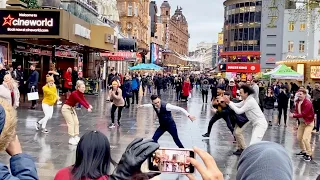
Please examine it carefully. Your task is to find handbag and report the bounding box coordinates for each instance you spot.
[27,87,39,101]
[274,100,278,108]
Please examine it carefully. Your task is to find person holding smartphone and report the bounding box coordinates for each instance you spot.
[138,95,195,148]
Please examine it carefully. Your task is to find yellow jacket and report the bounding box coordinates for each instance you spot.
[42,85,58,106]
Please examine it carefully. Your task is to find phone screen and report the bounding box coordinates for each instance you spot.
[148,148,195,174]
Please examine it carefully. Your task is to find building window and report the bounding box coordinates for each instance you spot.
[134,6,138,16]
[299,41,305,52]
[288,21,294,31]
[128,3,133,16]
[300,23,306,31]
[288,41,294,52]
[166,11,169,15]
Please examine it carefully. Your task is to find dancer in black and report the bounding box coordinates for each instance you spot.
[138,95,195,148]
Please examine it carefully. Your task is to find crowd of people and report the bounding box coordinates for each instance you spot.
[1,62,320,179]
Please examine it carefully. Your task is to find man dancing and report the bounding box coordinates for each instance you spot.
[138,95,195,148]
[224,85,268,155]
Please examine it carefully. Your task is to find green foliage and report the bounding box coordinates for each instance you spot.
[20,0,40,9]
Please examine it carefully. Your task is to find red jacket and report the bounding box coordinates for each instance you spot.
[182,81,191,96]
[55,167,108,180]
[293,98,315,124]
[64,71,72,89]
[65,90,90,109]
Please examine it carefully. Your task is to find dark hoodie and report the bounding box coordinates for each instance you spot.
[237,141,293,180]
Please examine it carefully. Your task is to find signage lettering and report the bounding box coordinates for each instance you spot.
[0,10,60,35]
[225,63,260,73]
[286,55,306,59]
[74,24,91,39]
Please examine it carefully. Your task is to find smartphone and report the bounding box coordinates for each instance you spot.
[148,147,195,174]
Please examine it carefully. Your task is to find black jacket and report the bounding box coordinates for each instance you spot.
[277,91,290,107]
[264,95,276,109]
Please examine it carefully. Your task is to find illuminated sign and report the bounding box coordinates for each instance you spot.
[0,10,60,35]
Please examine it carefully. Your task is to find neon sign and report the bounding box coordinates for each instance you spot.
[0,10,60,35]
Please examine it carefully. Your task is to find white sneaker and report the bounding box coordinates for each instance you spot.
[35,122,41,131]
[108,123,116,129]
[74,136,80,143]
[68,137,78,145]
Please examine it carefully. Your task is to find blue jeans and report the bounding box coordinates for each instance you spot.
[152,124,184,148]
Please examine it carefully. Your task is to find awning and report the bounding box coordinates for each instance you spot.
[263,64,303,80]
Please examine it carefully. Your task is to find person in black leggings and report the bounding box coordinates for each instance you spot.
[277,86,290,127]
[201,79,210,103]
[202,93,237,142]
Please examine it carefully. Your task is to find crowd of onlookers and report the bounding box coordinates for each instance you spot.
[1,64,320,179]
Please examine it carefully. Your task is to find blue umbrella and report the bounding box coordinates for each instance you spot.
[129,63,162,71]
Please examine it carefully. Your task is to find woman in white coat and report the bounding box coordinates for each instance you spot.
[0,74,20,108]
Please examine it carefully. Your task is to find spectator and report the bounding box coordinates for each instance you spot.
[0,63,6,85]
[26,64,39,109]
[0,74,20,109]
[0,98,38,179]
[64,67,72,100]
[131,74,140,105]
[72,67,78,91]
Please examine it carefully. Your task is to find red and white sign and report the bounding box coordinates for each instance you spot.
[226,63,260,73]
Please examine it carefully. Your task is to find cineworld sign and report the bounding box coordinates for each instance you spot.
[0,10,60,35]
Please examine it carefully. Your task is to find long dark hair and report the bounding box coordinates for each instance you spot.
[71,131,115,180]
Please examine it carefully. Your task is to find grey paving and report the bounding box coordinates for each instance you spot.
[0,88,319,180]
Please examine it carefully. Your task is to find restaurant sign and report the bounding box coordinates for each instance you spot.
[0,9,60,35]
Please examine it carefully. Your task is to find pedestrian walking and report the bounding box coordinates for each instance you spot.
[61,80,92,145]
[36,75,58,133]
[201,79,210,103]
[138,95,195,148]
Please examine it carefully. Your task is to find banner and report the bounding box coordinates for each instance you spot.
[218,33,223,45]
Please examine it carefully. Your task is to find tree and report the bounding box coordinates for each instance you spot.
[20,0,40,9]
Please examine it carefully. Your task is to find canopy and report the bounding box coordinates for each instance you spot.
[129,63,163,71]
[263,64,304,80]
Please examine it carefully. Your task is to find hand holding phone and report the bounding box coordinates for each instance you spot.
[148,148,195,174]
[186,147,223,180]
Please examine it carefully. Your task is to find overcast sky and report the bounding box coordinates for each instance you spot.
[154,0,225,51]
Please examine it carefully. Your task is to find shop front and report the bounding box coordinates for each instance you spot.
[0,8,115,88]
[277,59,320,85]
[219,63,261,81]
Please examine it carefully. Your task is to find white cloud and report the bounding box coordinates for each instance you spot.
[154,0,225,51]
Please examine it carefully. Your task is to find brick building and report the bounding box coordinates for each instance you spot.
[160,1,189,68]
[117,0,150,55]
